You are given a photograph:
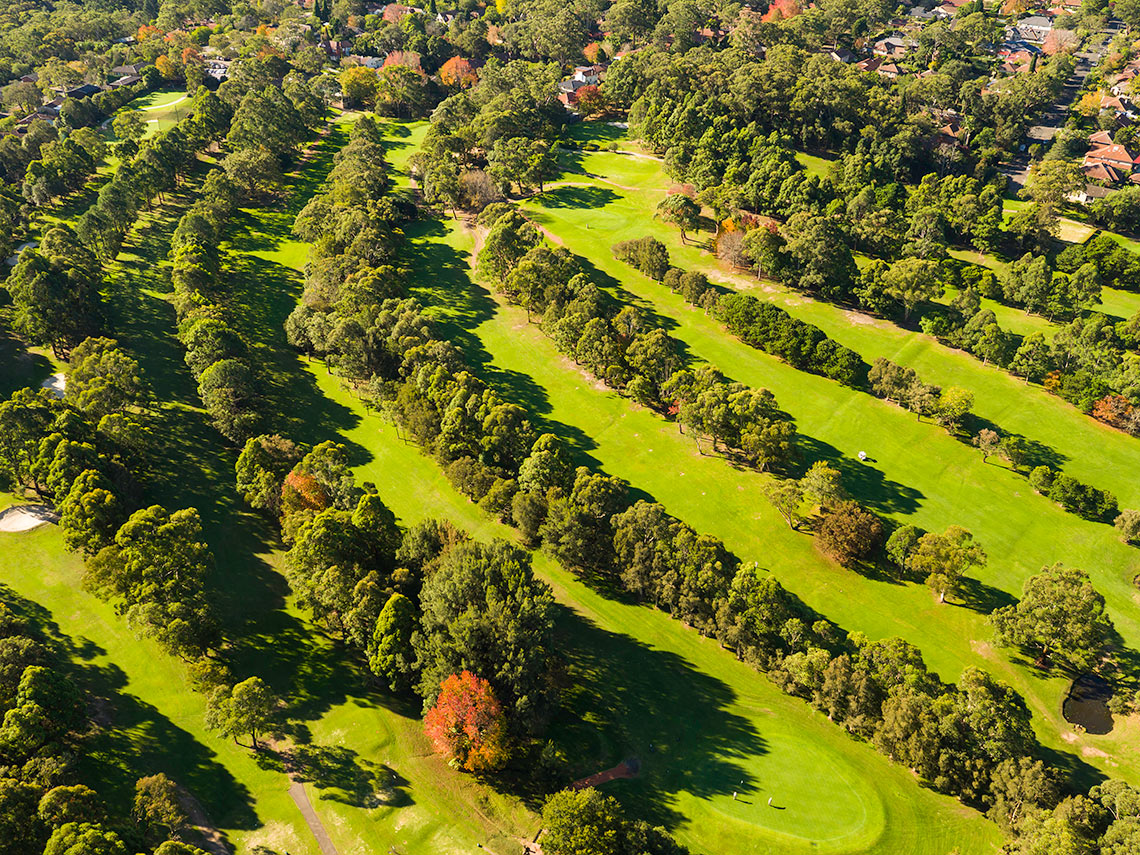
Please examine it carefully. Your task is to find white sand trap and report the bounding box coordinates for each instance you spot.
[41,372,66,398]
[140,93,188,112]
[0,505,58,532]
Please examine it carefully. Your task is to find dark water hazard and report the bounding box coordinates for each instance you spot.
[1062,674,1114,734]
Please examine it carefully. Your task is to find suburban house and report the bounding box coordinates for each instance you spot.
[1006,15,1053,43]
[1082,136,1140,184]
[109,74,143,89]
[878,62,902,79]
[828,47,857,62]
[872,35,915,58]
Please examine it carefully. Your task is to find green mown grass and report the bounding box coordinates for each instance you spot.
[299,258,1004,855]
[497,146,1140,785]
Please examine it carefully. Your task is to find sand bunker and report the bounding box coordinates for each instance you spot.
[0,505,58,532]
[40,372,66,398]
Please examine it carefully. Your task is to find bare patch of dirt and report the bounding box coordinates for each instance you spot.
[176,785,232,855]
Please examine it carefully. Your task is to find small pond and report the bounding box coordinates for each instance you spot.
[1062,674,1114,735]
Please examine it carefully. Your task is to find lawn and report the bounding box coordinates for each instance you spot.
[127,87,192,138]
[294,253,1003,855]
[490,145,1140,785]
[234,120,1004,854]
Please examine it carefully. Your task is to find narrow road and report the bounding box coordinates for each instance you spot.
[1000,21,1120,189]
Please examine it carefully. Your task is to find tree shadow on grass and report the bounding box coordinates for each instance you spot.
[0,585,257,836]
[954,575,1017,614]
[796,434,924,516]
[82,662,258,836]
[272,744,404,808]
[960,413,1068,470]
[402,220,609,465]
[546,604,768,831]
[0,319,53,397]
[539,185,619,210]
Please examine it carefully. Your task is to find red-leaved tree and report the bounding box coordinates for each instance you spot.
[423,671,509,772]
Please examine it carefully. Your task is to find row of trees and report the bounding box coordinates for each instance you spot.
[286,115,414,380]
[481,210,801,473]
[77,87,234,263]
[168,169,258,443]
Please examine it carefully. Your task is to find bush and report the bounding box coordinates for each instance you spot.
[1028,465,1054,494]
[1115,509,1140,544]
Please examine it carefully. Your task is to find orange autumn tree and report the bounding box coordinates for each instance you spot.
[424,671,509,771]
[438,56,477,89]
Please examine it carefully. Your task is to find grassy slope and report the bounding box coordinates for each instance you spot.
[507,144,1140,784]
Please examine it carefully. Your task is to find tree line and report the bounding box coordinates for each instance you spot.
[478,208,802,473]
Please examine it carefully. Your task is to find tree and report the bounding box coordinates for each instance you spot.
[883,257,942,320]
[991,564,1114,672]
[885,524,921,573]
[765,480,803,530]
[86,506,218,657]
[518,433,574,494]
[909,526,985,603]
[935,386,974,433]
[417,538,555,728]
[1011,333,1051,383]
[6,226,102,357]
[43,823,129,855]
[369,593,417,692]
[817,501,883,566]
[197,358,259,442]
[800,460,846,509]
[542,788,626,855]
[111,111,146,145]
[38,785,103,827]
[222,147,283,199]
[973,428,1000,462]
[1022,159,1084,214]
[423,671,509,771]
[133,774,187,842]
[59,470,123,556]
[657,194,701,243]
[67,337,148,418]
[989,758,1059,832]
[575,84,607,117]
[235,434,303,516]
[204,677,276,750]
[1115,509,1140,544]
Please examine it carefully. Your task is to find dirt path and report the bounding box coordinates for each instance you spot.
[570,758,640,790]
[288,778,339,855]
[176,786,232,855]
